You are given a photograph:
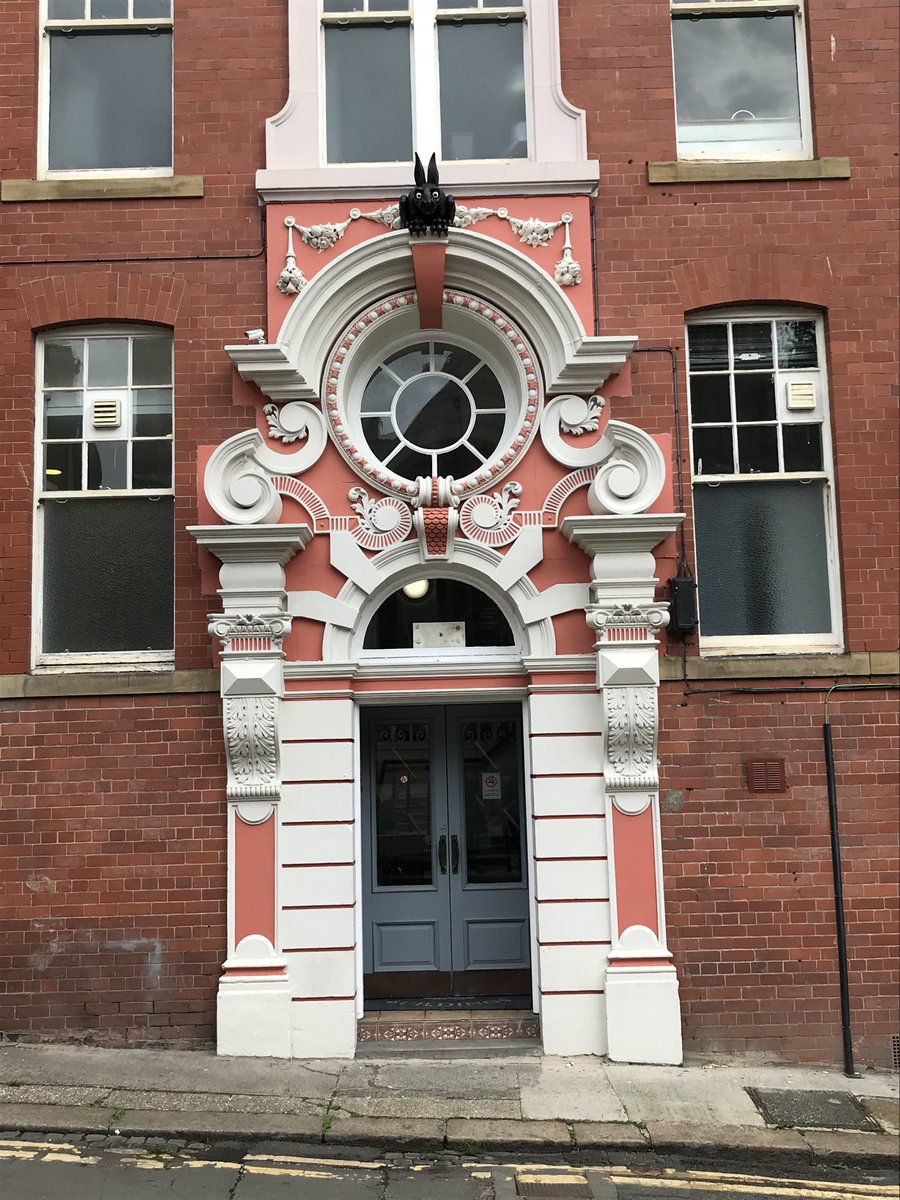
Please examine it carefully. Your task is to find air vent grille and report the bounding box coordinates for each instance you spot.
[786,380,816,411]
[745,757,787,793]
[92,397,121,428]
[892,1034,900,1072]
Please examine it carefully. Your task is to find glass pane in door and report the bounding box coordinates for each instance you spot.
[374,720,433,887]
[459,718,523,885]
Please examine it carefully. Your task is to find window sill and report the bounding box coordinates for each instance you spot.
[660,650,898,682]
[1,667,219,700]
[1,175,204,202]
[646,157,851,185]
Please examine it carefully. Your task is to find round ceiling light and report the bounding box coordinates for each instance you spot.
[402,579,430,601]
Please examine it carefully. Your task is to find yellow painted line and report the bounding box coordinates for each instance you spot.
[0,1149,39,1160]
[471,1170,492,1180]
[608,1166,898,1194]
[117,1157,167,1171]
[244,1164,342,1180]
[614,1180,892,1200]
[245,1152,385,1170]
[39,1152,100,1165]
[0,1139,78,1152]
[518,1172,590,1186]
[183,1159,242,1171]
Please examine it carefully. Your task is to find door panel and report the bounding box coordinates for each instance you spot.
[363,704,530,992]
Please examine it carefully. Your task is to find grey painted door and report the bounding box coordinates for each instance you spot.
[362,705,530,987]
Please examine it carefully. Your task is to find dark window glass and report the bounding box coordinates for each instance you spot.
[364,579,514,650]
[86,440,128,489]
[396,376,471,450]
[470,364,505,410]
[437,443,480,478]
[732,322,774,369]
[48,1,86,17]
[461,718,523,885]
[468,412,506,459]
[325,25,412,163]
[44,442,82,490]
[690,374,731,424]
[362,368,398,414]
[673,14,800,124]
[42,496,174,652]
[132,440,172,489]
[782,423,824,473]
[688,324,728,371]
[737,424,779,473]
[45,393,84,439]
[49,31,172,170]
[693,482,831,637]
[433,343,480,379]
[777,320,818,368]
[132,389,173,437]
[362,414,401,462]
[385,344,430,381]
[92,1,128,17]
[439,21,527,159]
[735,373,776,423]
[385,444,431,480]
[133,0,172,16]
[373,719,433,888]
[693,426,734,475]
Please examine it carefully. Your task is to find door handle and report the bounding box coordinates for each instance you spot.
[451,835,460,874]
[438,834,447,875]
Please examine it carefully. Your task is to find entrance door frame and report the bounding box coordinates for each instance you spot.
[352,688,539,1020]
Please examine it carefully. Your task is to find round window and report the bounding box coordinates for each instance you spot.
[324,292,542,498]
[360,340,507,481]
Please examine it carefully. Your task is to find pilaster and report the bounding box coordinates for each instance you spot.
[561,512,684,1065]
[188,524,312,1058]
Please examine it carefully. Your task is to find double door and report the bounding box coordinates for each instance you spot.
[362,705,530,998]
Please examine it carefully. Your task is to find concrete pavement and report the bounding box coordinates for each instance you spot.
[0,1042,897,1168]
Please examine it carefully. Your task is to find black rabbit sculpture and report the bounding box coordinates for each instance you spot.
[399,152,456,237]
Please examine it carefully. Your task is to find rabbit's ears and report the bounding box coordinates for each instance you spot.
[413,153,440,187]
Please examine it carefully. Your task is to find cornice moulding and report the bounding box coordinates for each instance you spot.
[187,524,312,564]
[561,514,684,556]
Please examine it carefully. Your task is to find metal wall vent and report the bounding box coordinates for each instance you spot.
[892,1034,900,1072]
[92,397,121,428]
[745,757,787,793]
[786,380,816,411]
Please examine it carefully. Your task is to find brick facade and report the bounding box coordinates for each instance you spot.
[0,1,896,1065]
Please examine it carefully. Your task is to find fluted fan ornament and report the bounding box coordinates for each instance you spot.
[398,153,456,237]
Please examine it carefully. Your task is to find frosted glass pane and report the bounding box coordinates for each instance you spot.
[439,22,527,159]
[49,31,172,170]
[49,1,85,17]
[42,497,174,653]
[133,337,172,385]
[45,339,84,387]
[133,0,172,15]
[325,26,412,163]
[87,338,128,386]
[694,482,832,637]
[91,0,128,16]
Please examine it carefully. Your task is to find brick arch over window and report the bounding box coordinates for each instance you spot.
[21,271,186,331]
[671,253,835,314]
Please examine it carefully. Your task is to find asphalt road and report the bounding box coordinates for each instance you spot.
[0,1136,897,1200]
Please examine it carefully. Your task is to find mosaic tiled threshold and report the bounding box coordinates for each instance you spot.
[358,1008,540,1043]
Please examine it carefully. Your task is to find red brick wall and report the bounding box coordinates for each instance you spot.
[0,694,225,1047]
[659,685,900,1068]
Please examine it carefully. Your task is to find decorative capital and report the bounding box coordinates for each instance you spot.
[587,601,670,644]
[209,611,292,647]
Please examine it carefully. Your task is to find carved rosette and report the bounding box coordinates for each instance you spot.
[458,482,522,547]
[223,695,279,800]
[348,487,413,551]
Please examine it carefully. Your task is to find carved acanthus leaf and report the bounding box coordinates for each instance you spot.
[224,695,279,799]
[559,394,604,436]
[453,205,495,229]
[604,686,658,789]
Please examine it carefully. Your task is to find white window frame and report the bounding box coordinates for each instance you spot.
[319,0,530,167]
[38,0,174,180]
[686,309,843,655]
[32,325,175,671]
[670,0,813,162]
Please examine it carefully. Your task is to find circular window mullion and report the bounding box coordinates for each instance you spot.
[326,291,540,498]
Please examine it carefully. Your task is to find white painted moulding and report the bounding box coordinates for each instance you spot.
[280,822,355,866]
[536,899,611,946]
[533,816,606,860]
[281,740,354,783]
[281,781,355,824]
[535,859,610,902]
[531,775,604,817]
[529,733,603,777]
[528,690,603,735]
[281,906,356,951]
[281,697,355,742]
[280,864,356,909]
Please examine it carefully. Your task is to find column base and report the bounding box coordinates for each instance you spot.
[216,936,292,1058]
[605,964,683,1065]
